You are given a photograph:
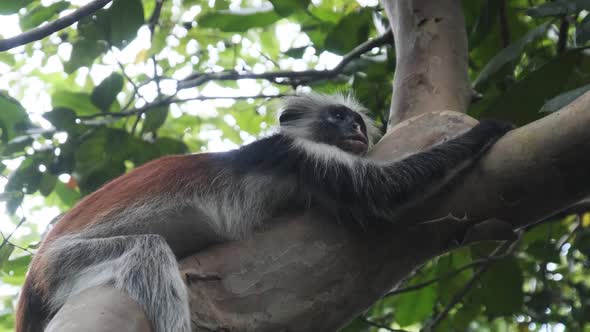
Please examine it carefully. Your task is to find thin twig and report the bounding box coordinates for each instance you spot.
[557,217,580,250]
[0,230,33,254]
[386,252,511,297]
[111,49,148,104]
[0,0,113,52]
[524,199,590,231]
[77,93,290,120]
[557,16,569,53]
[498,0,511,48]
[358,316,410,332]
[177,28,393,90]
[0,210,28,252]
[148,0,165,93]
[131,0,166,135]
[421,241,517,332]
[257,49,281,68]
[110,45,149,134]
[148,0,165,35]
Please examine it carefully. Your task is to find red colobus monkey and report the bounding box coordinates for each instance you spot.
[15,93,512,332]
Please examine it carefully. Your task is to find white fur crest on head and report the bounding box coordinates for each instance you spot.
[278,92,380,145]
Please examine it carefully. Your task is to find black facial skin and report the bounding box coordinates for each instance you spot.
[311,105,369,155]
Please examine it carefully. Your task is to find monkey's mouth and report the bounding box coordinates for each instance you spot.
[341,134,368,154]
[344,134,368,145]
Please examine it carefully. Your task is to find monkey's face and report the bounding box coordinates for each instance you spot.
[315,105,369,155]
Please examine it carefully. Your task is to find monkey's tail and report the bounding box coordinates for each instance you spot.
[15,276,49,332]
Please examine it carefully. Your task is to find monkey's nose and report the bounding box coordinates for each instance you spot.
[352,123,363,135]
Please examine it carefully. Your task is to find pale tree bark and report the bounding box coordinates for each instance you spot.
[47,0,590,331]
[386,0,471,125]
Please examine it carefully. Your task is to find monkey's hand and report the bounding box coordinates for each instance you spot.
[466,119,515,152]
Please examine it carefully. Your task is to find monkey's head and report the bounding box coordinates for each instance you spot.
[279,93,378,155]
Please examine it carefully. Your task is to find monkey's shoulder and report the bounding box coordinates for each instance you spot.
[213,134,300,173]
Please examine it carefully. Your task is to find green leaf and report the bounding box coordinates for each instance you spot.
[307,5,341,23]
[270,0,310,17]
[109,0,145,48]
[73,128,134,194]
[77,10,110,40]
[51,91,101,116]
[452,303,482,330]
[523,219,569,247]
[39,173,57,197]
[540,83,590,113]
[301,22,333,49]
[2,135,32,157]
[469,0,500,49]
[20,1,70,30]
[65,38,109,73]
[526,0,589,18]
[339,318,369,332]
[0,53,15,66]
[0,92,29,143]
[474,22,550,88]
[74,129,109,173]
[65,45,102,75]
[481,49,590,125]
[2,254,31,286]
[54,181,81,207]
[478,258,524,317]
[6,157,45,196]
[64,10,110,73]
[573,228,590,256]
[577,13,590,45]
[43,108,77,131]
[0,0,33,14]
[525,242,561,262]
[199,8,281,32]
[154,137,188,155]
[142,106,169,134]
[3,255,31,275]
[6,193,24,215]
[91,73,124,111]
[284,46,308,58]
[78,163,125,195]
[393,269,437,326]
[126,138,160,165]
[437,249,474,304]
[324,10,371,54]
[0,244,14,270]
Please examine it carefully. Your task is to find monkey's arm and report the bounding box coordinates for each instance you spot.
[292,120,513,219]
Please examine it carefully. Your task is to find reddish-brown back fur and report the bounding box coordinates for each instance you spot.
[15,153,218,332]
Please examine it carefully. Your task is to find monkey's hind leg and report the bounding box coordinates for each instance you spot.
[44,234,191,332]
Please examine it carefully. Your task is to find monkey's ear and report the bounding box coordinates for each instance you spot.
[279,110,303,124]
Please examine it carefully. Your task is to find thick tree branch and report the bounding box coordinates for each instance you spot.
[418,91,590,229]
[0,0,112,52]
[49,92,590,331]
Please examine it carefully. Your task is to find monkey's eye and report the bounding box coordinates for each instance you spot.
[332,110,344,120]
